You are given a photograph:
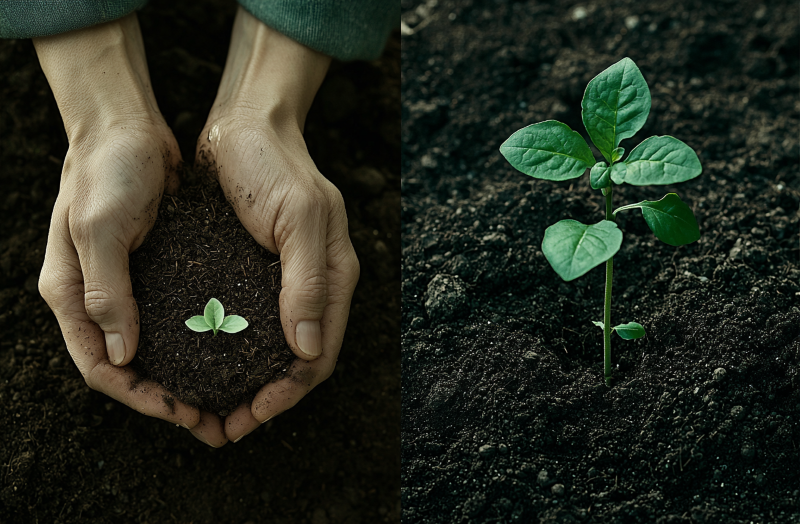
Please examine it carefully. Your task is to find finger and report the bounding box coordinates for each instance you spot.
[319,189,360,356]
[69,211,139,366]
[190,411,228,447]
[89,361,199,427]
[278,188,329,360]
[250,349,336,423]
[224,402,261,443]
[40,207,199,428]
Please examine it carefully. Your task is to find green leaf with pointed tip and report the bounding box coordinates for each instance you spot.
[592,321,605,330]
[204,298,225,331]
[186,315,213,332]
[219,315,249,334]
[590,162,627,189]
[614,322,645,340]
[500,120,596,181]
[614,193,700,246]
[542,219,623,282]
[582,57,651,163]
[623,136,702,185]
[611,147,625,162]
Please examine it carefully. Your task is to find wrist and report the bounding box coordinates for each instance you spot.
[210,6,331,132]
[33,14,166,146]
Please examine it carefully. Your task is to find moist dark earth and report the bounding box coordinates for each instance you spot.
[129,174,295,416]
[401,1,799,523]
[0,1,400,523]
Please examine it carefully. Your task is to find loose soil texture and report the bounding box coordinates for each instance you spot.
[401,0,799,523]
[129,172,294,416]
[0,1,400,523]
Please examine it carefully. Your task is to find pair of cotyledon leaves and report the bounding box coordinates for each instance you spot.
[186,297,248,336]
[499,57,702,286]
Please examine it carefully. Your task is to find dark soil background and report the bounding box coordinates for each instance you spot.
[401,1,799,523]
[129,176,295,417]
[0,1,400,523]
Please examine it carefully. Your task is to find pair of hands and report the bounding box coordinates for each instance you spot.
[33,9,359,446]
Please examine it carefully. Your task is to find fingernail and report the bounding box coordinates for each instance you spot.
[106,333,126,365]
[234,427,256,444]
[191,432,219,448]
[296,320,322,357]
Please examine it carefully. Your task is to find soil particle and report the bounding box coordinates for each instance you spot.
[424,273,468,322]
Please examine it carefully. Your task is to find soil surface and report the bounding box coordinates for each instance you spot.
[401,1,799,523]
[0,1,400,523]
[129,173,294,416]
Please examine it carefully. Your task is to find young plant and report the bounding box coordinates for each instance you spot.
[185,297,249,337]
[499,57,702,386]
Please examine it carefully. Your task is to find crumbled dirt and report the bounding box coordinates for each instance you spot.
[0,0,400,522]
[401,0,799,522]
[129,172,294,416]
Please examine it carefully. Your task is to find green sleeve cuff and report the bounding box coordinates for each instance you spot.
[0,0,147,39]
[237,0,398,61]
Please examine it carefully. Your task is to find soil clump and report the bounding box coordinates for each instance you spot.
[130,172,294,416]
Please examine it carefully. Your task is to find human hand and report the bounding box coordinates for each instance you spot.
[190,7,360,444]
[34,15,200,431]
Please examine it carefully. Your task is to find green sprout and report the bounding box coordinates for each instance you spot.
[185,298,249,337]
[499,57,702,386]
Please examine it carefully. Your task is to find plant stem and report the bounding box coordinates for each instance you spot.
[604,185,614,386]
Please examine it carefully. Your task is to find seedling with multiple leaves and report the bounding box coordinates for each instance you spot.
[186,298,249,336]
[500,57,702,386]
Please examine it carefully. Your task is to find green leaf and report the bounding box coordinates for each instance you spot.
[611,147,625,162]
[204,298,225,331]
[590,162,611,189]
[614,322,645,340]
[590,162,627,189]
[186,316,212,332]
[581,57,651,163]
[500,120,595,181]
[614,193,700,246]
[592,321,605,330]
[542,219,623,282]
[623,136,702,185]
[219,315,249,334]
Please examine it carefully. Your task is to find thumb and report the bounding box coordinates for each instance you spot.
[278,194,328,361]
[73,232,140,367]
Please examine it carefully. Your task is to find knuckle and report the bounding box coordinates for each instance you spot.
[69,209,109,245]
[37,272,56,302]
[83,286,117,320]
[291,185,327,218]
[295,273,328,305]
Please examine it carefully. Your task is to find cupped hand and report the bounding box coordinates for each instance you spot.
[193,114,360,443]
[38,123,202,430]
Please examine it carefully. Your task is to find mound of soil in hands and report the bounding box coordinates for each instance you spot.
[402,0,799,522]
[129,172,294,416]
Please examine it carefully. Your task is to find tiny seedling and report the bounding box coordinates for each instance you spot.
[500,57,702,386]
[186,297,249,337]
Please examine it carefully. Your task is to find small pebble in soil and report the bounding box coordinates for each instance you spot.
[410,317,426,330]
[713,368,727,381]
[551,483,565,496]
[731,405,745,420]
[478,444,496,458]
[537,469,555,487]
[522,351,539,363]
[498,443,508,455]
[741,442,756,461]
[425,274,468,323]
